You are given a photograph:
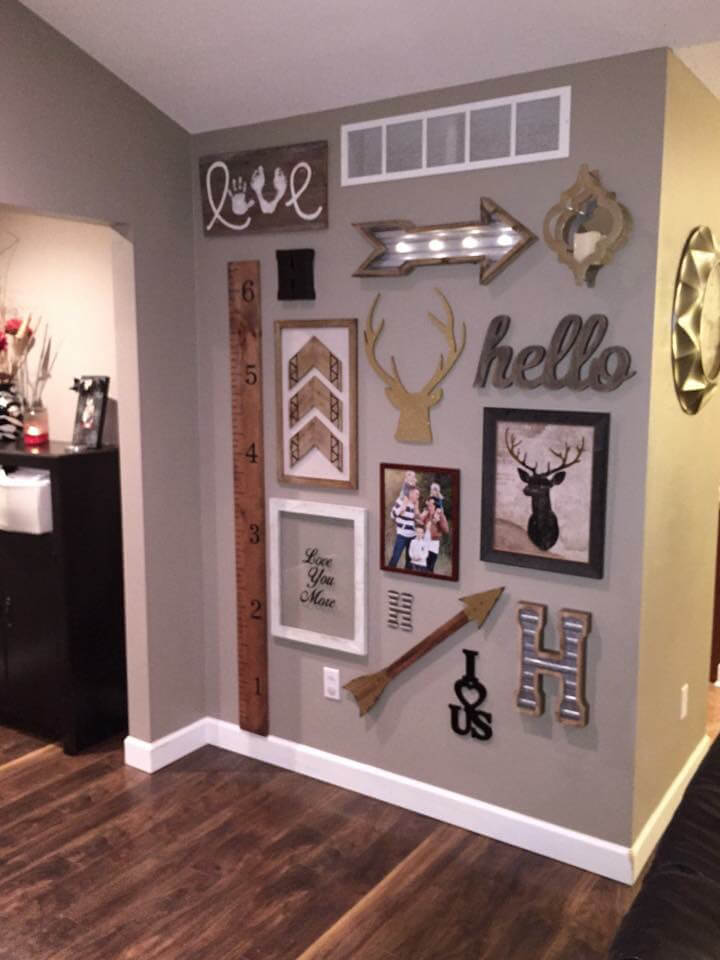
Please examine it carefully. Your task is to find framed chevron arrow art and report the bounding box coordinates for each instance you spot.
[352,198,536,284]
[274,318,358,489]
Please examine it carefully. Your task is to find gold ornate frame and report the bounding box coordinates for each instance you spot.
[671,225,720,415]
[543,165,630,287]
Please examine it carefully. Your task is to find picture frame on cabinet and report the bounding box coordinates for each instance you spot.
[269,498,367,655]
[481,407,609,579]
[380,463,460,581]
[70,376,110,450]
[274,318,358,489]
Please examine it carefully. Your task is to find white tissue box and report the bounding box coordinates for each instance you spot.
[0,468,53,534]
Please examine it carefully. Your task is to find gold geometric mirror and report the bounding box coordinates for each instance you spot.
[543,165,631,287]
[671,225,720,415]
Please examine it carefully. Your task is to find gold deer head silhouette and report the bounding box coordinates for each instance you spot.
[364,289,466,444]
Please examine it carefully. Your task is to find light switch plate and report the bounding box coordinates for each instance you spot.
[323,666,340,701]
[680,682,689,720]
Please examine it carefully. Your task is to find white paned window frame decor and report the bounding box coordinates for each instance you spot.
[341,86,571,186]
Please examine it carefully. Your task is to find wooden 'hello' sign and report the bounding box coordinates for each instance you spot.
[200,140,328,236]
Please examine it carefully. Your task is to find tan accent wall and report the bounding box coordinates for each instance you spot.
[632,52,720,835]
[194,50,666,844]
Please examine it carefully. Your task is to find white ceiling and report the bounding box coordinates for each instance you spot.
[19,0,720,134]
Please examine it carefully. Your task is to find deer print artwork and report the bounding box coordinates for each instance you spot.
[482,410,609,578]
[504,428,585,551]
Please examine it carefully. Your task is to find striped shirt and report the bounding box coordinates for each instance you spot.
[391,497,417,537]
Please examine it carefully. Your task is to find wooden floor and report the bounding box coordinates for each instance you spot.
[2,688,719,960]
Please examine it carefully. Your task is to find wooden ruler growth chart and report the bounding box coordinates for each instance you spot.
[228,261,269,735]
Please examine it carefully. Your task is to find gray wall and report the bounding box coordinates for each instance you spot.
[633,52,720,834]
[193,50,666,844]
[0,0,205,739]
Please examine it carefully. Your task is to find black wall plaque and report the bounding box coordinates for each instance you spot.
[277,249,316,300]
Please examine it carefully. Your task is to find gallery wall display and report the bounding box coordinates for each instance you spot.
[269,498,367,655]
[353,199,536,283]
[69,376,110,450]
[275,318,358,489]
[387,590,414,632]
[344,588,503,716]
[481,408,610,579]
[228,261,269,736]
[365,289,466,444]
[276,249,316,301]
[543,164,630,287]
[449,649,493,741]
[200,140,328,237]
[473,314,635,392]
[380,463,460,581]
[516,602,591,727]
[671,225,720,415]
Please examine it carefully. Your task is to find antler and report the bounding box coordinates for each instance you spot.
[505,429,585,478]
[364,294,409,394]
[545,438,585,477]
[505,429,538,474]
[421,290,467,397]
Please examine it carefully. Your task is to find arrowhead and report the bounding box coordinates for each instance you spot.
[289,417,343,472]
[459,588,504,627]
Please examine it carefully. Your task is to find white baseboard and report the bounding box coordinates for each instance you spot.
[630,733,712,878]
[123,718,208,773]
[123,718,714,886]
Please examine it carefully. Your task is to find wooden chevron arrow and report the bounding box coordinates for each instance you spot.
[289,376,343,428]
[289,417,343,471]
[288,336,342,389]
[353,198,536,284]
[344,588,504,716]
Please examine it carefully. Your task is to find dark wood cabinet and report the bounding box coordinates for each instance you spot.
[0,443,127,753]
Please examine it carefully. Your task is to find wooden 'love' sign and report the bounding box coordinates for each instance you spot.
[474,314,635,392]
[200,140,328,237]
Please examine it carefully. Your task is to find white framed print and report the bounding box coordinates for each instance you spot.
[269,498,367,654]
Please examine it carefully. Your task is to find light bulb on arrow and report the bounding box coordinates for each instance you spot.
[352,199,536,284]
[344,588,504,716]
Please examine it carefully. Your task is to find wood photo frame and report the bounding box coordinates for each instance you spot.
[380,463,460,582]
[275,319,357,489]
[269,498,367,655]
[481,408,609,579]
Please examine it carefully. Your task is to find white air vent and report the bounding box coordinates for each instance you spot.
[341,86,571,186]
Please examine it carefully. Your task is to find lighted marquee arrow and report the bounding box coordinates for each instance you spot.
[353,198,536,284]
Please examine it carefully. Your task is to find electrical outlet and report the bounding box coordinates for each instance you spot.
[323,666,340,701]
[680,682,689,720]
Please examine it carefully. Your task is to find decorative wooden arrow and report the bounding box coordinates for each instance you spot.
[353,199,536,284]
[289,376,342,428]
[344,588,504,716]
[289,336,342,389]
[289,417,343,471]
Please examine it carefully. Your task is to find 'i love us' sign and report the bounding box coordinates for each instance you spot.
[199,140,328,236]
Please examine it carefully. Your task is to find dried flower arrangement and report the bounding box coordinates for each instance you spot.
[16,317,58,407]
[0,312,35,382]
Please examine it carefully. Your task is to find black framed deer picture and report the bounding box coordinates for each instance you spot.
[480,408,610,579]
